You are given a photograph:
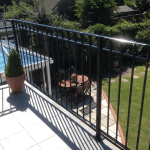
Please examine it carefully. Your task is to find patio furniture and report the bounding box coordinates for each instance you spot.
[83,80,91,96]
[58,74,90,103]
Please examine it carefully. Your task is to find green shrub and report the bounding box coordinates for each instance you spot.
[87,23,121,36]
[1,0,63,26]
[1,1,31,19]
[5,48,24,77]
[59,20,81,31]
[115,19,138,38]
[136,27,150,43]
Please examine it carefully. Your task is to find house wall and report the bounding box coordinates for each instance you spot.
[115,11,135,18]
[112,13,144,24]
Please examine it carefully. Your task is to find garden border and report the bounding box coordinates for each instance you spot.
[102,89,125,145]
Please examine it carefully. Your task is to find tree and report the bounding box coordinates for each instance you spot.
[74,0,117,24]
[1,1,31,19]
[124,0,136,8]
[13,0,34,5]
[115,0,124,6]
[136,0,150,13]
[1,0,63,26]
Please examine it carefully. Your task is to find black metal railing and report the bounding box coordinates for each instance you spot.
[0,19,150,150]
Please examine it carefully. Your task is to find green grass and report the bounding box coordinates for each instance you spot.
[102,65,150,150]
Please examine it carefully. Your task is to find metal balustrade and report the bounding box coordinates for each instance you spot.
[0,19,150,150]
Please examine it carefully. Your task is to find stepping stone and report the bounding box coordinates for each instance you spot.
[144,68,150,71]
[133,76,140,78]
[122,79,128,82]
[140,72,145,75]
[110,79,115,82]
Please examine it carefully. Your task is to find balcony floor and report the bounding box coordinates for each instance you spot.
[0,81,121,150]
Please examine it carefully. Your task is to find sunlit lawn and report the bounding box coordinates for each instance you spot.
[102,65,150,150]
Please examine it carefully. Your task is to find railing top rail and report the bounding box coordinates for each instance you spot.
[5,19,150,47]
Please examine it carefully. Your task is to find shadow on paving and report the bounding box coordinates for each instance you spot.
[0,84,121,150]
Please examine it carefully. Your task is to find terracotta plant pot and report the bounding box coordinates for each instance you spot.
[3,72,26,93]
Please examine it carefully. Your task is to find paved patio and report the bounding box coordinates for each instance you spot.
[52,81,123,143]
[0,81,121,150]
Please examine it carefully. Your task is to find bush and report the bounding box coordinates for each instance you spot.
[1,1,31,19]
[59,20,81,31]
[115,19,138,38]
[24,0,63,25]
[1,0,63,26]
[5,48,24,77]
[87,23,121,36]
[136,27,150,43]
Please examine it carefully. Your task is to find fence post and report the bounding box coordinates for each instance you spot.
[12,20,19,53]
[96,37,103,140]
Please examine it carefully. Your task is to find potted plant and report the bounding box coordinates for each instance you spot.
[3,48,26,93]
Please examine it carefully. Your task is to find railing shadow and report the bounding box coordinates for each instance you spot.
[0,83,121,149]
[25,84,117,150]
[0,86,30,116]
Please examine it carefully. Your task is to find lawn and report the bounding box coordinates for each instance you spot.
[102,65,150,150]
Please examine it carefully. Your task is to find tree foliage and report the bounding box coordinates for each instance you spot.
[1,1,31,19]
[1,0,63,26]
[87,18,150,43]
[74,0,117,24]
[115,0,124,6]
[13,0,34,5]
[124,0,136,8]
[136,0,150,13]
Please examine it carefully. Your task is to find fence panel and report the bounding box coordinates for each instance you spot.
[0,19,150,150]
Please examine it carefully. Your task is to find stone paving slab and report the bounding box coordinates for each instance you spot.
[52,81,123,144]
[0,81,122,150]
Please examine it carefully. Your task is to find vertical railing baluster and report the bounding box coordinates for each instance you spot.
[24,22,32,84]
[18,22,27,76]
[50,28,56,100]
[0,37,6,77]
[33,25,40,88]
[41,26,48,94]
[31,24,36,86]
[107,40,113,136]
[39,26,45,92]
[81,34,85,118]
[88,35,92,123]
[61,30,67,107]
[74,32,78,114]
[116,44,123,142]
[125,44,136,149]
[2,89,3,115]
[37,26,43,91]
[4,20,11,53]
[0,38,3,83]
[12,20,19,53]
[56,29,62,103]
[67,31,72,110]
[136,46,150,150]
[28,23,35,86]
[46,28,52,97]
[96,37,103,138]
[15,21,23,67]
